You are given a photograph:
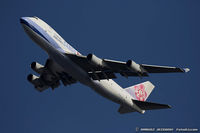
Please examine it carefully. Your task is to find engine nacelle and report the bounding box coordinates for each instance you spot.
[87,54,104,66]
[27,74,49,91]
[126,60,143,73]
[27,74,39,83]
[31,62,44,74]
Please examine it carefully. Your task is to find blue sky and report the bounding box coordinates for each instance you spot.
[0,0,199,132]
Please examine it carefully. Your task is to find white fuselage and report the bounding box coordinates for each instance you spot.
[20,17,135,110]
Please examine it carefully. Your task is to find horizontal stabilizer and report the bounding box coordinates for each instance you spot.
[132,100,171,110]
[118,100,171,114]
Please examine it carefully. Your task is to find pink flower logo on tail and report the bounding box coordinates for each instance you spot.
[134,84,147,101]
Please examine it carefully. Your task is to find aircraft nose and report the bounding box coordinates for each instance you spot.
[20,17,27,24]
[20,17,23,23]
[20,17,31,31]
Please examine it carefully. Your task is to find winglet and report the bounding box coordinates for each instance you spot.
[168,105,172,108]
[183,68,190,73]
[141,110,145,114]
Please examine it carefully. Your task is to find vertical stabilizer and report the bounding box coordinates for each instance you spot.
[124,81,154,101]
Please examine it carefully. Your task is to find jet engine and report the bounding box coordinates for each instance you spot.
[31,62,44,74]
[126,60,144,74]
[27,74,49,91]
[87,54,104,66]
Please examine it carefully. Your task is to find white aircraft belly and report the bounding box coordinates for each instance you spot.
[87,79,127,104]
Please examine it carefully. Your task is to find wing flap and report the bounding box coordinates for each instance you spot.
[120,71,148,77]
[88,71,116,80]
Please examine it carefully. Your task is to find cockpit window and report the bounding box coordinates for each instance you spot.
[33,16,38,20]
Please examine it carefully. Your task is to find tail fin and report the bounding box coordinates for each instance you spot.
[124,81,154,101]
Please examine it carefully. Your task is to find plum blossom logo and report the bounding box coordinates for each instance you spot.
[134,84,147,101]
[76,51,80,55]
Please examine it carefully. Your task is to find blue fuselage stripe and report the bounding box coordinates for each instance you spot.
[20,19,49,42]
[20,18,80,54]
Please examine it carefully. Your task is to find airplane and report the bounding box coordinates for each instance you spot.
[20,16,190,114]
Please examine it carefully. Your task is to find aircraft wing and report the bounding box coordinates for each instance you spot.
[140,64,190,73]
[66,53,189,80]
